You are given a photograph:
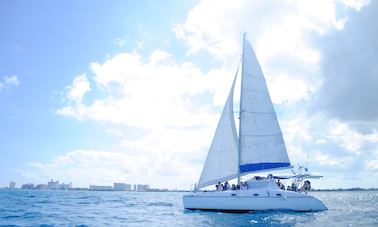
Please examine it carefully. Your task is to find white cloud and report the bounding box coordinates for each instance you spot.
[114,36,129,47]
[328,120,378,153]
[366,159,378,171]
[174,0,339,60]
[341,0,370,11]
[0,75,20,92]
[315,139,327,144]
[173,0,367,105]
[278,110,378,180]
[105,128,124,137]
[149,49,171,64]
[268,73,315,104]
[315,152,345,167]
[281,115,312,161]
[65,74,91,104]
[4,75,20,87]
[57,51,234,129]
[176,1,318,104]
[365,147,378,171]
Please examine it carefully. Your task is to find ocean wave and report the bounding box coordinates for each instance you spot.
[146,202,173,207]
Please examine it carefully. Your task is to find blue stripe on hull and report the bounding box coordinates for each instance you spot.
[239,162,290,173]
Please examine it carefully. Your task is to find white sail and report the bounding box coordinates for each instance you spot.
[197,73,239,188]
[238,37,290,173]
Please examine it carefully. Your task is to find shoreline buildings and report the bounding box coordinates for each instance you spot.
[113,183,132,191]
[47,179,72,190]
[9,181,16,189]
[9,179,186,192]
[89,185,113,191]
[135,184,150,192]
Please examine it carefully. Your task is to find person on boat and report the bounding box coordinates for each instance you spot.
[299,180,311,192]
[224,181,231,190]
[303,180,311,190]
[307,180,311,190]
[216,182,222,191]
[240,181,248,190]
[231,184,236,190]
[276,179,284,190]
[291,183,297,191]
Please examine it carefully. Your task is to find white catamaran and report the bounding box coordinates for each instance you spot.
[183,34,327,212]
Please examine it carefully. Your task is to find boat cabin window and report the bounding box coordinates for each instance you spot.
[253,194,259,196]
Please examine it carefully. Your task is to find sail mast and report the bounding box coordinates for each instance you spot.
[237,32,246,185]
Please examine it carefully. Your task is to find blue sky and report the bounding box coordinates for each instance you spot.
[1,0,377,189]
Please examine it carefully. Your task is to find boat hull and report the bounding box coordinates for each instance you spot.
[183,190,327,212]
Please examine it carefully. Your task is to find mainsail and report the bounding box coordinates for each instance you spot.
[197,73,239,188]
[238,36,290,173]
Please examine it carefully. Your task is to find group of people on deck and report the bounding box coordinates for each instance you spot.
[213,178,312,192]
[215,181,248,191]
[277,179,311,192]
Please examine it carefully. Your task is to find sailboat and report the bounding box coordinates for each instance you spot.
[183,34,327,212]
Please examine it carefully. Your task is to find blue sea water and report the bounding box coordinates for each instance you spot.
[0,189,377,226]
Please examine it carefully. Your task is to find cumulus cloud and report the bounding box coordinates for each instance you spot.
[277,109,378,188]
[327,120,378,153]
[315,1,378,125]
[173,0,360,105]
[149,49,172,64]
[315,152,347,167]
[57,51,234,129]
[65,74,91,104]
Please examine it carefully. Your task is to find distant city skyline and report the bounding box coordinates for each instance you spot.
[5,179,185,192]
[1,0,378,189]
